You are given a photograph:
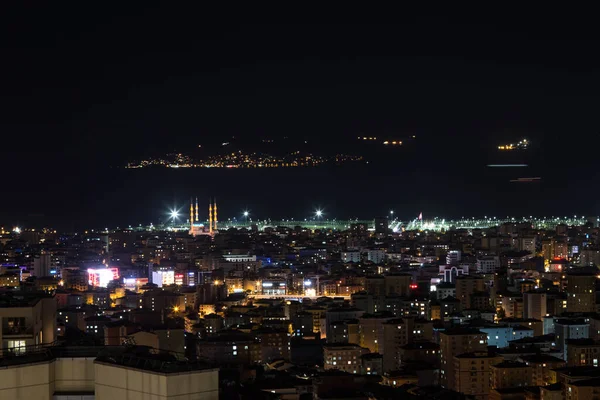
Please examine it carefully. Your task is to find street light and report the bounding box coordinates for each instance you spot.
[315,209,323,218]
[169,208,180,226]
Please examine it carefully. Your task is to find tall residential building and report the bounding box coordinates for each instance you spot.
[358,312,394,353]
[554,239,568,259]
[367,249,386,264]
[490,361,532,389]
[523,291,547,320]
[323,343,369,374]
[439,328,488,390]
[374,216,388,234]
[341,251,361,263]
[565,378,600,400]
[446,250,462,265]
[518,354,566,386]
[476,256,500,273]
[542,240,554,261]
[566,272,596,313]
[454,352,503,400]
[455,275,485,309]
[33,252,52,277]
[365,276,385,296]
[351,292,385,314]
[384,274,412,296]
[565,339,600,367]
[555,319,590,360]
[381,317,434,372]
[325,307,364,341]
[519,237,537,254]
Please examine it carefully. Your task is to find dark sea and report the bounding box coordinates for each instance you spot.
[3,135,591,231]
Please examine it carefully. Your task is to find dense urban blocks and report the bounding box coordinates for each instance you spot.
[1,217,600,399]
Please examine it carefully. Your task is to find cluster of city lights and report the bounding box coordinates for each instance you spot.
[126,151,363,169]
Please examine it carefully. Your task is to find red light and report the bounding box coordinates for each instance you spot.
[410,284,418,289]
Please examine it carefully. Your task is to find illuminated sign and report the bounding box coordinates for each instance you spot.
[88,267,120,288]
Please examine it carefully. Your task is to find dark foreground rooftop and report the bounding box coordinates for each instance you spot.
[0,343,214,374]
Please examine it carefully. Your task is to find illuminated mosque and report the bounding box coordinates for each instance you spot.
[189,197,218,236]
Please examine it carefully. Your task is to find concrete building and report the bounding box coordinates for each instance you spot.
[0,293,56,354]
[565,377,600,400]
[519,237,537,255]
[555,319,590,360]
[455,275,485,309]
[255,328,291,362]
[446,250,461,266]
[33,252,52,277]
[439,328,488,390]
[0,345,218,400]
[325,307,364,340]
[439,264,469,284]
[567,272,596,313]
[479,325,514,349]
[323,343,369,374]
[341,251,361,263]
[196,332,261,366]
[367,249,386,264]
[518,354,566,386]
[358,312,394,353]
[381,318,434,372]
[490,361,532,389]
[351,292,385,314]
[565,338,600,367]
[436,283,456,300]
[384,274,412,296]
[523,291,547,320]
[476,256,500,273]
[454,352,503,400]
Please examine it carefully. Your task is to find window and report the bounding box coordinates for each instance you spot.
[7,340,26,355]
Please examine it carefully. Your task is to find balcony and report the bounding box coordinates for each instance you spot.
[1,326,33,337]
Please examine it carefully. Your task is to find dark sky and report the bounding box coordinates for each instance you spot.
[1,6,599,228]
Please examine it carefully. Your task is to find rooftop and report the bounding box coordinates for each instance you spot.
[0,344,213,373]
[439,327,483,336]
[518,354,565,364]
[492,361,528,369]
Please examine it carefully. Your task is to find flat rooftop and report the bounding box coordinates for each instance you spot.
[0,344,214,374]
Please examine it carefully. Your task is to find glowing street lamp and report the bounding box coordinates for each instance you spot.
[315,209,323,219]
[169,208,181,226]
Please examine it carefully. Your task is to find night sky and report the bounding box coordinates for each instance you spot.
[2,6,599,229]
